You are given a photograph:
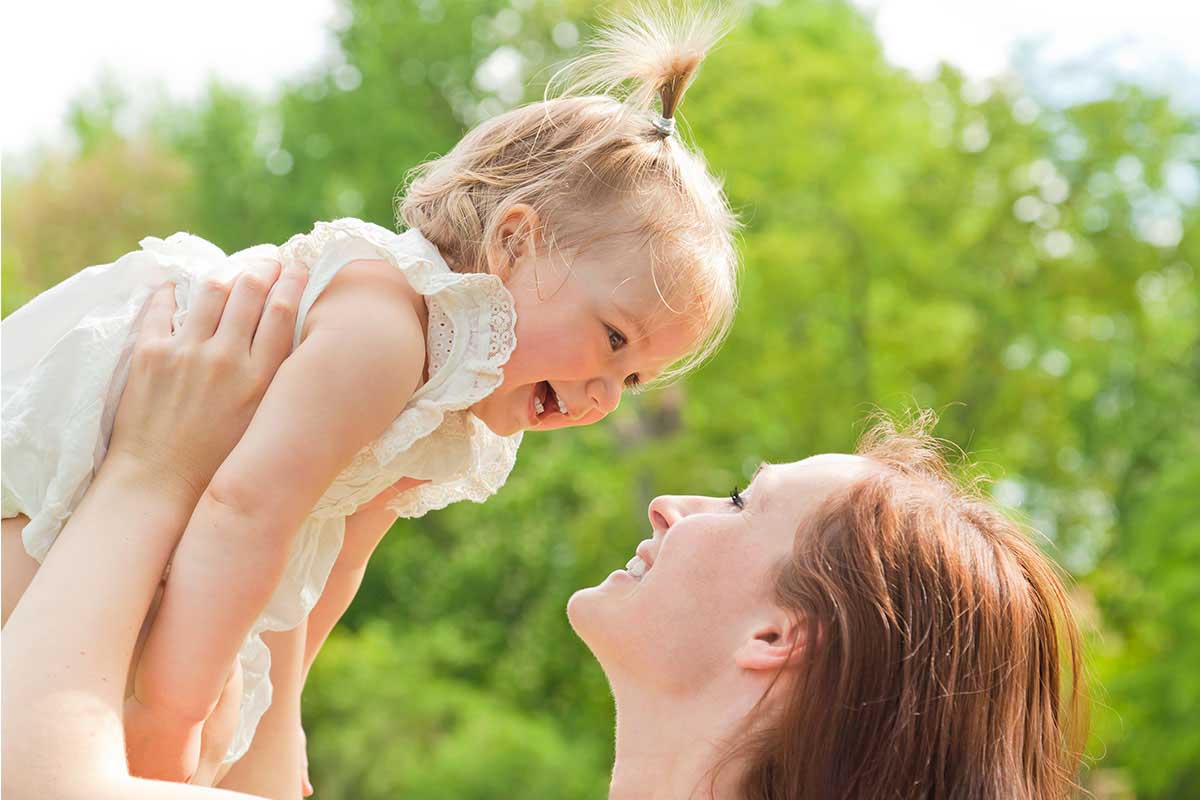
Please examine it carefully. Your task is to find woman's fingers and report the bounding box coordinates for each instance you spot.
[216,260,282,347]
[251,266,308,369]
[137,284,177,344]
[179,277,233,343]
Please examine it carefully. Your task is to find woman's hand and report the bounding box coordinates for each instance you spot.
[104,261,309,505]
[112,259,307,784]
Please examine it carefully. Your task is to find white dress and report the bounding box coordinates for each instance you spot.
[1,218,522,762]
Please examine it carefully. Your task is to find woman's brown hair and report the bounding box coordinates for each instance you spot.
[733,411,1087,799]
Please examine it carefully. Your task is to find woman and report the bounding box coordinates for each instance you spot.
[568,417,1088,798]
[2,272,1087,798]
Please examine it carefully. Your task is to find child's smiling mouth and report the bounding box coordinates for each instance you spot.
[530,380,570,426]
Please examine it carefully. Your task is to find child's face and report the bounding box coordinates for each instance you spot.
[470,225,698,437]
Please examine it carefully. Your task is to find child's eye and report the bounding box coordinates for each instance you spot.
[607,325,627,351]
[730,487,745,509]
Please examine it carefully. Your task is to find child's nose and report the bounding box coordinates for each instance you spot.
[585,376,621,416]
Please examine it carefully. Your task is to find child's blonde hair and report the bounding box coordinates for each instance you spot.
[397,5,738,383]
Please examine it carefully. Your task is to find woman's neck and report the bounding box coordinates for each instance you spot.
[608,676,755,800]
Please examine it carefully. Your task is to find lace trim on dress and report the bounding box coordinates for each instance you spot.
[276,218,522,518]
[385,417,523,518]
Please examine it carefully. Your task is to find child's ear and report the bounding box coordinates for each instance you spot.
[487,204,541,281]
[734,613,808,674]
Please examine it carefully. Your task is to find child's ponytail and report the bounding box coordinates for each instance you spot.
[555,6,733,136]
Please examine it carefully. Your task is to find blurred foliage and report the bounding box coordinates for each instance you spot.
[3,0,1198,797]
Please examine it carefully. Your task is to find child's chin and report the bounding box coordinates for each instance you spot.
[474,409,522,437]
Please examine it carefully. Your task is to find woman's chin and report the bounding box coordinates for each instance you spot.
[566,575,638,656]
[565,584,614,644]
[565,586,597,635]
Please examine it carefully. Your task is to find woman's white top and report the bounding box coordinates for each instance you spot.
[1,218,522,762]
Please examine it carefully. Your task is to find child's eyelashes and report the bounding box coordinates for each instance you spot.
[606,324,627,351]
[730,486,745,509]
[606,324,641,393]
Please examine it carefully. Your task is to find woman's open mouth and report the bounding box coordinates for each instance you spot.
[625,555,648,580]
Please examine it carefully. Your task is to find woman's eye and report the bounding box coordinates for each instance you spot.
[624,374,641,391]
[730,487,745,509]
[607,325,627,351]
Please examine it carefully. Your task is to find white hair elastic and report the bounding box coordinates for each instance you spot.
[651,114,676,136]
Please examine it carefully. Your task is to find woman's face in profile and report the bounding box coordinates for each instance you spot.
[567,454,872,690]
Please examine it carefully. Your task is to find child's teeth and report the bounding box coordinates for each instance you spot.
[625,555,647,579]
[534,397,545,414]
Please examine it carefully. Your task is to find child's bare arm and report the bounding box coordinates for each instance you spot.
[129,260,426,777]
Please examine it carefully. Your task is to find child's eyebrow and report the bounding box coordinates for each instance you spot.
[612,297,649,345]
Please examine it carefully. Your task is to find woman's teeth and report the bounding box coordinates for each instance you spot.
[534,397,545,415]
[556,394,569,415]
[625,555,647,579]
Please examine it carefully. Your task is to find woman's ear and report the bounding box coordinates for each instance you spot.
[486,204,541,281]
[734,614,808,673]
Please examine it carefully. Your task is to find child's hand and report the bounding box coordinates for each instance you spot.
[123,657,243,784]
[105,262,308,504]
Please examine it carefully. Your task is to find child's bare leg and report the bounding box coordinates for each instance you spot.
[190,658,245,787]
[216,623,307,798]
[1,515,39,627]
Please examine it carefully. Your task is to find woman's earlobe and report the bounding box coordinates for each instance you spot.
[735,618,807,673]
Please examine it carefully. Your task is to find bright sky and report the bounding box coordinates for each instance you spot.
[1,0,338,156]
[856,0,1199,81]
[2,0,1197,157]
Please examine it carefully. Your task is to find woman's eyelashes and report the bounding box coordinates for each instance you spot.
[730,487,745,509]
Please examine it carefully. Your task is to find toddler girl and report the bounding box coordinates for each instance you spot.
[1,6,738,780]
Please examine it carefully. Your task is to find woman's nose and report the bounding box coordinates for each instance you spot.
[648,495,685,533]
[585,376,621,417]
